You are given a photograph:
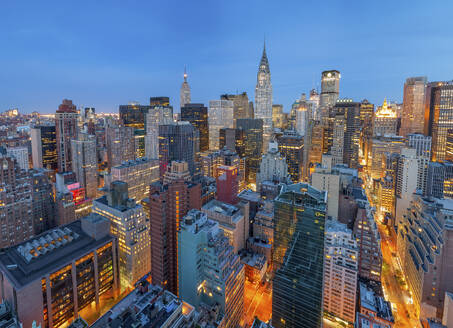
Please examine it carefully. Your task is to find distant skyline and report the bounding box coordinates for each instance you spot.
[1,1,452,113]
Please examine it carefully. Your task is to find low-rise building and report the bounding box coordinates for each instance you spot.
[358,282,394,328]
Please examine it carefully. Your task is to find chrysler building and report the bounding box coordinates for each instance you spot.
[180,66,191,109]
[255,42,273,151]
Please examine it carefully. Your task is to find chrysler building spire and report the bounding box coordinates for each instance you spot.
[180,66,191,109]
[255,41,273,151]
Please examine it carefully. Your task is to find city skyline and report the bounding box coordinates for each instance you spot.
[1,1,453,113]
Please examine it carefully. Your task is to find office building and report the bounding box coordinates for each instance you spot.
[323,220,358,324]
[71,133,97,199]
[0,215,118,328]
[208,99,234,150]
[359,100,374,165]
[142,179,201,295]
[401,77,427,136]
[180,67,191,108]
[256,141,289,190]
[159,121,199,176]
[350,190,382,282]
[6,147,28,171]
[277,130,303,183]
[181,103,209,152]
[55,99,78,172]
[272,183,327,328]
[119,102,151,129]
[221,92,253,127]
[237,118,263,184]
[31,169,56,235]
[407,133,432,194]
[311,155,341,219]
[145,103,173,159]
[370,136,406,179]
[272,104,286,129]
[426,161,453,200]
[398,195,453,320]
[306,122,324,178]
[0,154,33,248]
[334,99,361,168]
[93,181,150,289]
[216,165,239,205]
[254,43,273,151]
[219,127,246,158]
[373,99,398,137]
[320,70,340,123]
[105,123,135,170]
[163,160,192,185]
[178,209,245,328]
[31,125,58,171]
[425,81,453,162]
[202,199,249,253]
[108,157,159,203]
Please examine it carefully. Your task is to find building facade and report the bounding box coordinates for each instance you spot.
[208,99,234,150]
[181,103,209,152]
[272,183,327,328]
[71,133,98,199]
[55,99,78,172]
[31,125,58,171]
[401,76,427,136]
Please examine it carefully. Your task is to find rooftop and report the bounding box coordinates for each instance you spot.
[203,199,240,217]
[359,282,394,323]
[0,217,113,289]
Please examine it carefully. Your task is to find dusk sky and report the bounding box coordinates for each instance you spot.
[1,1,452,113]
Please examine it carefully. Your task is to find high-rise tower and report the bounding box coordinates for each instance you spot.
[180,67,191,109]
[55,99,78,172]
[254,42,273,152]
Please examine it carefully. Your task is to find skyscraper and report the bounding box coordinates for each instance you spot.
[333,99,361,168]
[180,67,191,108]
[219,127,246,158]
[0,154,33,248]
[277,130,303,183]
[216,165,239,205]
[145,104,173,159]
[71,133,98,199]
[159,121,199,176]
[142,178,201,295]
[93,181,151,289]
[425,81,453,162]
[208,99,234,150]
[272,183,327,328]
[221,92,253,126]
[31,124,57,170]
[105,123,135,170]
[319,70,340,123]
[373,99,398,136]
[237,118,263,184]
[119,102,151,129]
[323,220,358,325]
[257,141,289,189]
[30,169,56,235]
[181,103,209,152]
[401,76,427,136]
[254,43,273,151]
[178,209,245,328]
[55,99,78,172]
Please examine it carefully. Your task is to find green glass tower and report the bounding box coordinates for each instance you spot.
[272,183,327,328]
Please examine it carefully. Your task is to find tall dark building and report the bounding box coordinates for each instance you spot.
[181,103,209,152]
[55,99,78,172]
[119,103,151,129]
[219,128,246,158]
[31,169,56,235]
[425,81,453,162]
[159,122,199,176]
[150,96,170,107]
[277,131,303,183]
[31,125,57,170]
[236,118,263,183]
[105,124,135,170]
[272,183,327,328]
[334,99,361,168]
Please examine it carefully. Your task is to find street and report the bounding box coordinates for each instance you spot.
[242,279,272,327]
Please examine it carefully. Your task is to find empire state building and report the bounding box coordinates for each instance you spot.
[255,42,273,151]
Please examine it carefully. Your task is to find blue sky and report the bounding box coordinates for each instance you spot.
[1,1,452,113]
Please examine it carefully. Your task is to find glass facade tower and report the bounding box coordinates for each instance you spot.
[272,183,327,328]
